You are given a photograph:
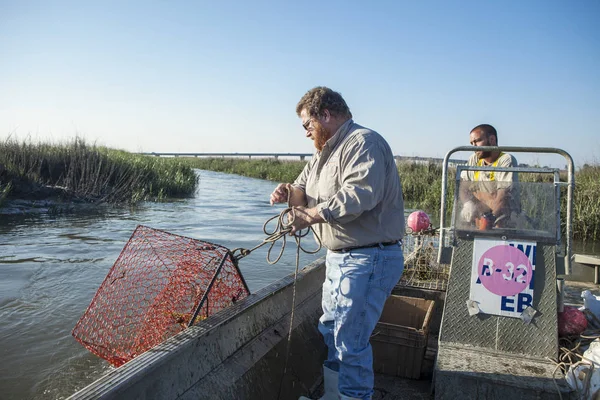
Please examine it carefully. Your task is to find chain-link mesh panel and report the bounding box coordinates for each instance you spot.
[72,225,250,367]
[398,230,450,291]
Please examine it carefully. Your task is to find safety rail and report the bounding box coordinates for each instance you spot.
[437,146,575,274]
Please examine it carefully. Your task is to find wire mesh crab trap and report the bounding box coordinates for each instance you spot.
[398,227,451,291]
[72,225,250,367]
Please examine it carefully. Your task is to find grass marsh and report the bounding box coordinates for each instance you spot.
[2,142,598,242]
[0,138,198,204]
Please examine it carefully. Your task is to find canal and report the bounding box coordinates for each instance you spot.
[1,169,599,399]
[0,170,325,400]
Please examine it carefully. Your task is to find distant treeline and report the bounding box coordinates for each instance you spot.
[1,141,598,241]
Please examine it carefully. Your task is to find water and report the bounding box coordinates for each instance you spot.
[0,170,324,400]
[2,170,599,399]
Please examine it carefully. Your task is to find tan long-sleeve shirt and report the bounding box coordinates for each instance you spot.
[293,119,405,251]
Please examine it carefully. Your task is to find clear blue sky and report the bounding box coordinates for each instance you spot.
[1,0,598,167]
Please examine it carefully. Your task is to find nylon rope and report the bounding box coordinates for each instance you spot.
[548,309,600,399]
[230,189,322,398]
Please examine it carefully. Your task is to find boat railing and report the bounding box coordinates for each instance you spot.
[437,146,575,274]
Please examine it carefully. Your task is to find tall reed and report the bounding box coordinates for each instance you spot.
[183,158,306,183]
[396,161,454,213]
[571,165,600,241]
[0,137,198,203]
[2,142,598,241]
[186,158,600,242]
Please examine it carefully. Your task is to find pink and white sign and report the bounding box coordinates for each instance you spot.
[469,238,537,318]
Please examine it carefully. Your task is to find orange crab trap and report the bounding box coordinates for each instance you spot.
[72,225,250,367]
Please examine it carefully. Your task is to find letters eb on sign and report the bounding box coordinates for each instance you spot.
[469,238,537,318]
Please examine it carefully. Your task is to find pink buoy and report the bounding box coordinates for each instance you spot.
[558,305,588,337]
[407,210,431,233]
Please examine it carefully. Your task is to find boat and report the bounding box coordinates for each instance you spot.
[68,146,590,400]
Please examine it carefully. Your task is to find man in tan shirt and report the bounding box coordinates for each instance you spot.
[270,87,405,400]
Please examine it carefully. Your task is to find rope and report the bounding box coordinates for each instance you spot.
[276,226,308,399]
[547,309,600,399]
[229,190,322,399]
[230,207,321,263]
[405,224,439,236]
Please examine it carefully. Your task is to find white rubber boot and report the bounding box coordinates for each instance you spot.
[338,395,361,400]
[298,366,339,400]
[321,366,339,400]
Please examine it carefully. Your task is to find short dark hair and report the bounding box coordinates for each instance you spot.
[296,86,353,119]
[471,124,497,141]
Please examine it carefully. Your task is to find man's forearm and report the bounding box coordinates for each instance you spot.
[297,206,325,225]
[289,205,325,234]
[459,183,473,203]
[473,190,509,216]
[491,189,510,216]
[288,186,308,207]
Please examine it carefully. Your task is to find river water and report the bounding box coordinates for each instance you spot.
[1,170,599,400]
[0,170,325,400]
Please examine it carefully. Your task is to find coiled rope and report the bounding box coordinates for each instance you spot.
[230,201,322,399]
[548,309,600,399]
[230,206,321,263]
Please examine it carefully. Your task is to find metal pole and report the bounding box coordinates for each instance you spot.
[437,151,451,264]
[557,277,564,313]
[437,146,575,273]
[188,252,230,327]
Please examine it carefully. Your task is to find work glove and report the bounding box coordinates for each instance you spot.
[461,200,477,222]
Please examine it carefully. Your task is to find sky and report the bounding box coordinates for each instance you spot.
[1,0,599,168]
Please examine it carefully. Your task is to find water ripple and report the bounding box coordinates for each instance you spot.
[0,170,325,399]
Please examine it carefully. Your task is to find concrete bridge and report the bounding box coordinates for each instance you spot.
[141,152,467,165]
[394,155,467,167]
[141,152,313,161]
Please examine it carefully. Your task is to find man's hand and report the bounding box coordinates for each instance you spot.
[288,206,325,234]
[461,200,477,222]
[270,183,291,205]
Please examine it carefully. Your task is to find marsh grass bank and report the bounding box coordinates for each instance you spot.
[2,144,598,241]
[570,165,600,242]
[181,158,452,213]
[182,157,452,215]
[184,157,600,241]
[182,157,306,183]
[0,138,198,207]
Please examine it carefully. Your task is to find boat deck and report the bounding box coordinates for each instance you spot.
[308,278,600,400]
[66,256,600,400]
[309,369,434,400]
[562,279,600,307]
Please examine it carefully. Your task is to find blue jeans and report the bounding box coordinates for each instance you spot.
[318,243,404,400]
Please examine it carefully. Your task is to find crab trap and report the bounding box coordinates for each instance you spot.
[72,225,250,367]
[398,228,450,291]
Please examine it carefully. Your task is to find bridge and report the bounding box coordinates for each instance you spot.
[141,152,314,161]
[394,155,467,166]
[141,152,467,165]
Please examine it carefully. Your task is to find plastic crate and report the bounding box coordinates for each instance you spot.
[371,295,435,379]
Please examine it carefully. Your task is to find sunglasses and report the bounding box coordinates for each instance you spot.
[302,119,312,131]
